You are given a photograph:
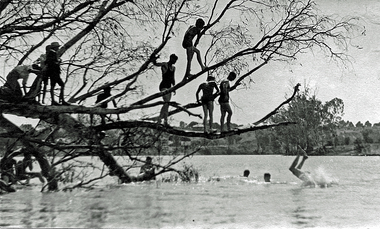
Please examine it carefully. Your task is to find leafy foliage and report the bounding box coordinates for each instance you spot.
[266,86,344,154]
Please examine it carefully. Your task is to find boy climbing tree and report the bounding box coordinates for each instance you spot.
[182,18,207,79]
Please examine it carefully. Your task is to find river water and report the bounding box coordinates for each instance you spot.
[0,155,380,228]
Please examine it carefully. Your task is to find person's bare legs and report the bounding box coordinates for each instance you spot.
[202,104,208,133]
[185,47,205,79]
[297,155,308,169]
[220,111,225,132]
[193,47,206,70]
[159,92,172,125]
[208,101,214,131]
[58,82,70,105]
[225,104,232,131]
[185,48,195,78]
[297,146,308,169]
[290,153,300,171]
[289,153,303,178]
[50,82,58,105]
[220,103,227,132]
[220,103,232,132]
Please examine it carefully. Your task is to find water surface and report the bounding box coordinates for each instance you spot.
[1,155,379,228]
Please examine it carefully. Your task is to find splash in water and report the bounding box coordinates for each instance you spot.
[311,166,339,188]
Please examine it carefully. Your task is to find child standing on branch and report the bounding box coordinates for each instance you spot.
[182,18,206,79]
[24,45,49,103]
[45,42,69,106]
[152,54,178,126]
[219,72,236,132]
[196,73,219,133]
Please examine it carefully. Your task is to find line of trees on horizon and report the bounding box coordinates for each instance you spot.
[252,85,380,156]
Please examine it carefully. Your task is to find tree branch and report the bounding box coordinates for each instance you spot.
[94,120,296,139]
[253,83,301,125]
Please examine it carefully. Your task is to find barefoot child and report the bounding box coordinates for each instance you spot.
[182,18,206,78]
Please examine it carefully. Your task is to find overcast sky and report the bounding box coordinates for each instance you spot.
[164,0,380,126]
[6,0,380,127]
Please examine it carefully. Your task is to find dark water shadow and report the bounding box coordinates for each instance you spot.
[289,188,322,228]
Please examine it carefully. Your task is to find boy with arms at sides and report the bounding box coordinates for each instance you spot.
[219,72,237,132]
[45,42,70,105]
[182,18,206,79]
[196,74,219,133]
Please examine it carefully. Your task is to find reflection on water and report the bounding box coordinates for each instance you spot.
[1,155,380,228]
[290,188,327,228]
[87,201,108,228]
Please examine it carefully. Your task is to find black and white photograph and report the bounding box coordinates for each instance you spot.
[0,0,379,228]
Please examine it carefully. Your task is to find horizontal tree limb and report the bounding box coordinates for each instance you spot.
[94,120,297,139]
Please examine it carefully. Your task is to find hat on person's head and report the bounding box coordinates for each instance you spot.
[50,42,60,48]
[206,76,215,82]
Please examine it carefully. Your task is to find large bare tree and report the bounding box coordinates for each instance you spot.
[0,0,361,191]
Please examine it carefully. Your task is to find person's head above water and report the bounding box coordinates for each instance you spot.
[264,173,271,182]
[243,169,250,177]
[146,156,152,164]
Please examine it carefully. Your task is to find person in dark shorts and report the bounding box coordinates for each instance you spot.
[182,18,206,78]
[219,72,236,132]
[45,42,69,105]
[196,74,219,133]
[152,54,178,126]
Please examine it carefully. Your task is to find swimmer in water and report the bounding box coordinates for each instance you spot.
[243,169,250,178]
[289,146,316,187]
[264,173,271,182]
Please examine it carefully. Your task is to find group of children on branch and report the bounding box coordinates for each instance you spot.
[153,18,237,133]
[0,18,236,131]
[196,72,236,133]
[0,41,68,105]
